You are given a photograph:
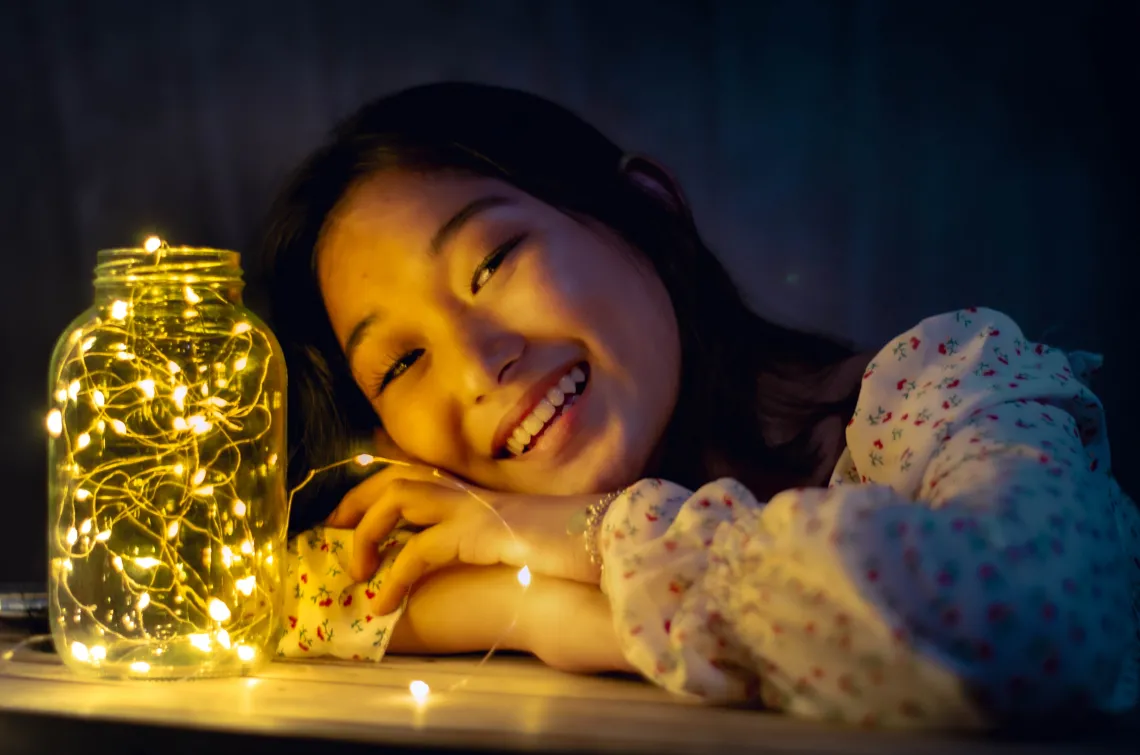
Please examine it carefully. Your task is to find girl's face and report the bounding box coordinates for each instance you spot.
[317,172,682,495]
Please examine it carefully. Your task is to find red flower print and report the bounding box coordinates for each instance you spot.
[319,598,333,607]
[698,498,710,508]
[365,589,375,599]
[629,625,643,636]
[990,329,1001,336]
[723,496,733,507]
[645,511,658,522]
[320,542,329,551]
[947,379,960,388]
[866,569,879,582]
[910,337,921,349]
[342,594,353,607]
[983,369,996,377]
[298,642,310,652]
[365,615,373,623]
[872,439,884,449]
[300,573,308,584]
[938,343,947,355]
[664,540,678,552]
[896,379,909,390]
[668,581,683,594]
[812,666,826,679]
[316,627,325,641]
[663,619,672,633]
[288,616,297,629]
[882,411,892,422]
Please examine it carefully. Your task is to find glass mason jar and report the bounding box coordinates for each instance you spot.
[45,244,287,679]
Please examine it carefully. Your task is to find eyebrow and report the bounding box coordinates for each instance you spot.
[343,194,514,368]
[429,195,514,255]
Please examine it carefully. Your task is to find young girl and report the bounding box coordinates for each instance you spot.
[258,82,1138,728]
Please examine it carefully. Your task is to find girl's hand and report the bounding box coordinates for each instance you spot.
[325,463,604,614]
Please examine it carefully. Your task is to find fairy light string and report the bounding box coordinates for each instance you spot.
[40,237,531,697]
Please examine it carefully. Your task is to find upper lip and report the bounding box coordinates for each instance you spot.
[491,360,581,457]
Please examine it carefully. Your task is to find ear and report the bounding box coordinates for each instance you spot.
[619,154,694,224]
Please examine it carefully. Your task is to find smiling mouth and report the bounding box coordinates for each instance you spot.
[498,363,589,459]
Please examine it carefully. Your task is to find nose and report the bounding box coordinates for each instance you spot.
[445,315,525,404]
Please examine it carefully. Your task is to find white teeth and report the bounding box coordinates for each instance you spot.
[505,364,589,457]
[532,399,556,422]
[522,414,545,435]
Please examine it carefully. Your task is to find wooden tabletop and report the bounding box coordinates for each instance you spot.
[0,637,1133,754]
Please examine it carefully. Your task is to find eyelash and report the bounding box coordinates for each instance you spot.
[368,234,527,397]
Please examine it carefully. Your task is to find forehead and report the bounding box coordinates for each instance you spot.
[316,172,515,334]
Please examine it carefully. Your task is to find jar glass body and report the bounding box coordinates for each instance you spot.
[46,247,287,679]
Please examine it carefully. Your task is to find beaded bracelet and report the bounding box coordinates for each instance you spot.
[583,489,624,567]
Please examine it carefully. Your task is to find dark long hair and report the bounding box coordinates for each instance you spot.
[257,82,860,533]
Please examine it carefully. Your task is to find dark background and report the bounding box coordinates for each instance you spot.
[1,0,1135,584]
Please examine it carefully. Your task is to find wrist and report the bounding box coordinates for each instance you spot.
[502,494,607,584]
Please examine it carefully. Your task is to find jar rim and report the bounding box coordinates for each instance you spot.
[94,247,243,283]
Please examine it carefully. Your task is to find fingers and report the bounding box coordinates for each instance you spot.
[372,527,459,615]
[326,463,438,529]
[348,479,455,582]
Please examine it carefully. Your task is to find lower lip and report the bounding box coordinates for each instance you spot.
[519,377,589,461]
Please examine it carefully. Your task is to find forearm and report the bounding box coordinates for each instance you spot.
[388,564,634,674]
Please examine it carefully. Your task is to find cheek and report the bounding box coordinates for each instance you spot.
[379,388,458,463]
[508,235,637,341]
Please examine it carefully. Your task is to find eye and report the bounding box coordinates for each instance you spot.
[470,234,526,294]
[371,348,425,396]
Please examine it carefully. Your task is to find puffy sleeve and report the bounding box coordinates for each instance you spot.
[275,526,411,661]
[600,308,1139,728]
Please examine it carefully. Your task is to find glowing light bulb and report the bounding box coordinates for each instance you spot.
[71,641,89,662]
[517,565,531,587]
[236,645,256,662]
[231,500,247,517]
[409,680,430,702]
[208,598,231,622]
[232,322,251,335]
[235,575,256,595]
[76,433,90,449]
[143,236,162,252]
[110,300,129,320]
[137,378,155,398]
[355,454,375,465]
[130,661,151,674]
[46,409,62,437]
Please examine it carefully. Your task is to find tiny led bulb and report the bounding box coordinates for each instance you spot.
[517,565,531,587]
[409,680,430,702]
[143,236,162,252]
[355,454,374,465]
